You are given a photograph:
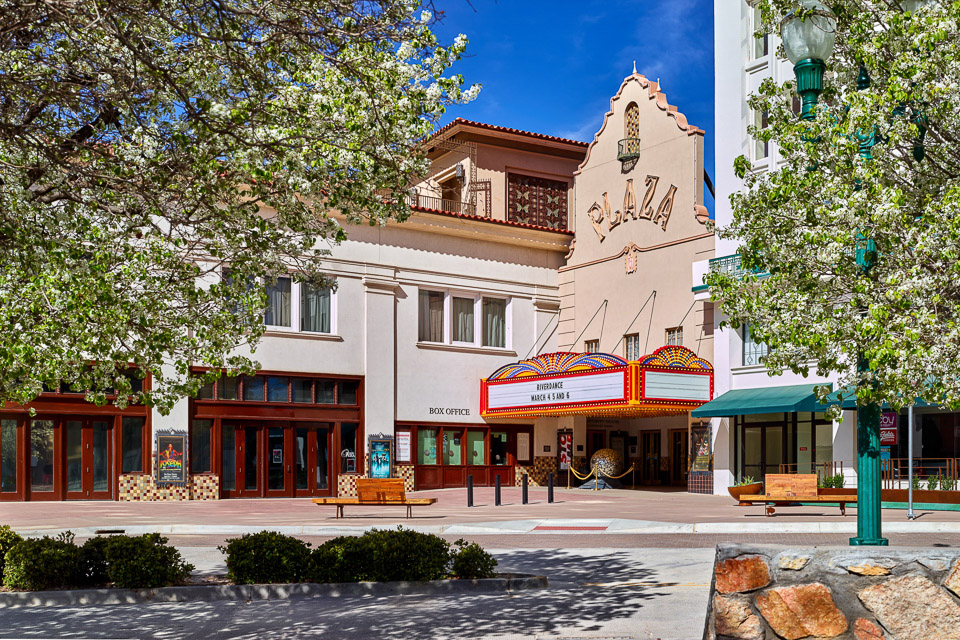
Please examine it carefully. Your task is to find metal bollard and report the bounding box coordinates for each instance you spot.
[467,475,474,507]
[522,474,529,504]
[495,475,502,506]
[547,472,554,503]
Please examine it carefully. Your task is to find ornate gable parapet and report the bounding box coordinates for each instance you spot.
[574,73,705,176]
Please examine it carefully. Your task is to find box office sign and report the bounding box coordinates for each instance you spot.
[485,369,628,413]
[156,431,188,486]
[880,412,899,446]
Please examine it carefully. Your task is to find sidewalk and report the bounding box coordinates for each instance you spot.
[4,487,960,537]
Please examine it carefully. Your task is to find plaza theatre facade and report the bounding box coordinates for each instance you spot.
[477,72,717,491]
[0,72,716,501]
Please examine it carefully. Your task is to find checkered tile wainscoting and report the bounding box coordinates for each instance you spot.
[514,456,558,486]
[395,465,415,493]
[118,474,220,501]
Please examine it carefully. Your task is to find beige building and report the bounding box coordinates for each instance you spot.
[0,73,716,501]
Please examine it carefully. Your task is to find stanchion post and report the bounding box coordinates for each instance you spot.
[494,474,501,506]
[548,472,554,503]
[467,475,473,507]
[522,474,528,504]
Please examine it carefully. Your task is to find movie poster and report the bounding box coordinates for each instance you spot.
[369,438,392,479]
[691,426,711,472]
[558,432,572,470]
[156,432,187,485]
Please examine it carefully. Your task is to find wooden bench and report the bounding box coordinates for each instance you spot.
[312,478,437,519]
[739,474,857,517]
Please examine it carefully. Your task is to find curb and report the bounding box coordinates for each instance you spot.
[0,574,548,608]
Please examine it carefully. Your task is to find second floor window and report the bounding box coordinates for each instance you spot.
[742,324,769,366]
[752,109,769,162]
[584,340,600,353]
[262,274,335,335]
[507,173,568,230]
[666,327,683,346]
[624,334,640,361]
[420,289,509,348]
[750,3,769,60]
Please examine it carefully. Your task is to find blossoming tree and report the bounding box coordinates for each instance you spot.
[708,0,958,413]
[0,0,477,412]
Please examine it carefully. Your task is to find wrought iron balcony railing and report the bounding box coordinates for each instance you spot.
[406,193,477,217]
[617,138,641,161]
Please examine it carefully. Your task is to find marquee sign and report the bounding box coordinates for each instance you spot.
[481,346,713,419]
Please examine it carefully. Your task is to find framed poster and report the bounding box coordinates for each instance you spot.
[517,432,531,463]
[368,436,393,479]
[691,425,711,472]
[396,431,411,463]
[155,431,188,486]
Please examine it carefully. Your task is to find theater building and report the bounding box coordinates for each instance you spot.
[0,71,717,500]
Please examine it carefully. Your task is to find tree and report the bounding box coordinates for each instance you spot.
[708,0,960,414]
[0,0,477,413]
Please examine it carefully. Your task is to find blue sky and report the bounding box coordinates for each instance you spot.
[432,0,715,209]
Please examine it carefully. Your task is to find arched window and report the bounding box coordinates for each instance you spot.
[625,102,639,139]
[618,102,641,161]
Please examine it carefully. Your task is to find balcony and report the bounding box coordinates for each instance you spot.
[617,138,641,162]
[692,254,768,293]
[406,193,477,217]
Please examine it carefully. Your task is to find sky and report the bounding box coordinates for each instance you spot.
[431,0,716,210]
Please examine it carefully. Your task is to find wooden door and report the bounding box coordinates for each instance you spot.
[264,423,291,498]
[670,429,688,485]
[221,422,263,498]
[28,418,59,501]
[587,429,606,458]
[293,424,332,497]
[641,431,661,484]
[63,418,113,500]
[0,417,23,501]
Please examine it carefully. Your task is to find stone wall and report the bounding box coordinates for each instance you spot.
[704,543,960,640]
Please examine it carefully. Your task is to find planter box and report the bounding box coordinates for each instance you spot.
[881,488,960,504]
[728,483,763,506]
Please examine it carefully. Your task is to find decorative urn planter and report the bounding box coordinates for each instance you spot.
[728,482,763,506]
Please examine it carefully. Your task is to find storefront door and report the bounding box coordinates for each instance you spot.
[64,418,113,500]
[221,422,262,498]
[264,424,291,498]
[293,424,332,497]
[641,431,661,484]
[587,430,606,458]
[0,418,20,501]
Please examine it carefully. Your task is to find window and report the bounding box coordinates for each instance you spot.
[243,375,265,401]
[316,379,336,404]
[467,431,486,465]
[301,283,331,333]
[418,290,444,342]
[482,298,506,348]
[264,276,292,327]
[666,327,683,346]
[752,109,769,161]
[750,3,769,60]
[418,428,438,465]
[742,324,769,366]
[452,297,474,343]
[339,380,359,405]
[1,419,17,493]
[584,340,600,353]
[340,423,358,473]
[267,376,289,402]
[507,173,569,229]
[292,378,312,403]
[625,102,639,139]
[624,334,640,361]
[121,417,144,473]
[218,376,239,400]
[191,419,212,473]
[197,381,214,400]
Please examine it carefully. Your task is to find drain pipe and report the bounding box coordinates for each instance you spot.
[907,405,916,520]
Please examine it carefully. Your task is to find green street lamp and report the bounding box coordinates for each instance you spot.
[781,0,890,546]
[781,0,837,120]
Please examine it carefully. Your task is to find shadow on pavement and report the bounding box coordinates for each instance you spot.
[3,549,704,639]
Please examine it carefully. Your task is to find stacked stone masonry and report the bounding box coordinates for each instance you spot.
[705,543,960,640]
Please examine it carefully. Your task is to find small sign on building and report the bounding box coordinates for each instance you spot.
[368,434,393,479]
[880,412,898,446]
[155,431,188,486]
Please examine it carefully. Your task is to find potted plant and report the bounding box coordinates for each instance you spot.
[728,476,763,505]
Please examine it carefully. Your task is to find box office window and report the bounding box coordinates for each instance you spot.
[467,431,486,465]
[191,419,212,473]
[418,429,438,465]
[340,423,358,474]
[443,430,463,466]
[121,417,145,473]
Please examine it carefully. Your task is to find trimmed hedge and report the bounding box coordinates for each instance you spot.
[218,531,312,584]
[220,527,498,584]
[1,530,193,591]
[0,524,23,578]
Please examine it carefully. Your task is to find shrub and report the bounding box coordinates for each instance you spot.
[734,476,756,487]
[913,474,923,491]
[104,534,193,589]
[927,474,939,491]
[3,532,81,591]
[449,540,497,579]
[219,531,311,584]
[311,528,451,583]
[941,474,958,491]
[0,524,23,578]
[78,536,113,586]
[819,473,845,489]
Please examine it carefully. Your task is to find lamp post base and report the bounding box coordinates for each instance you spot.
[849,536,889,546]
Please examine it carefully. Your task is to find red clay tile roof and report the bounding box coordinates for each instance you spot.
[429,118,589,149]
[411,204,575,236]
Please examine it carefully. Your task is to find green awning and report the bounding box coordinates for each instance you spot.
[822,386,935,410]
[691,384,831,417]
